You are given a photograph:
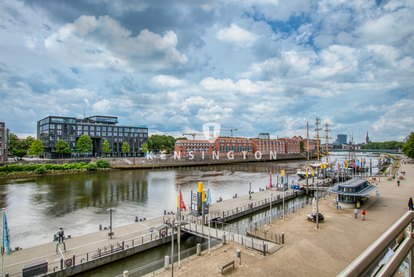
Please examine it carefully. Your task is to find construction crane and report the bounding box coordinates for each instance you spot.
[221,129,238,138]
[182,133,204,140]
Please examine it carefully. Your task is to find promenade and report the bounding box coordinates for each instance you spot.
[2,177,301,276]
[155,160,412,276]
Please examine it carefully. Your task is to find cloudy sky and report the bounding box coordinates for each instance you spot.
[1,0,413,143]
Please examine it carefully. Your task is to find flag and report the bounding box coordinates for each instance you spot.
[3,211,11,255]
[269,173,272,189]
[179,190,187,211]
[353,160,357,168]
[338,163,341,171]
[390,158,394,164]
[356,160,360,167]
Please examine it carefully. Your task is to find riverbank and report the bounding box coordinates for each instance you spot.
[0,167,117,179]
[153,160,412,276]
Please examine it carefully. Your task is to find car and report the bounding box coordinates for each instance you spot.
[307,213,324,222]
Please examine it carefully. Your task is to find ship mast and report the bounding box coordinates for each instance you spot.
[314,117,322,163]
[307,122,310,168]
[325,123,331,163]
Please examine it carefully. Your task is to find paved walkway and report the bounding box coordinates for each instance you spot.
[154,158,412,276]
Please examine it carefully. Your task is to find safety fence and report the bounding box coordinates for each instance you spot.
[115,241,220,277]
[45,230,174,274]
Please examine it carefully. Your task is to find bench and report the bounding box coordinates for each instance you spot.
[220,260,235,275]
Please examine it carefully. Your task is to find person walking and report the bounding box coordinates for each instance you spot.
[354,208,358,219]
[361,210,366,221]
[57,227,65,243]
[398,180,400,186]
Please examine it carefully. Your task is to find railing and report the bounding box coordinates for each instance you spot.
[338,211,414,277]
[115,241,220,277]
[46,230,172,274]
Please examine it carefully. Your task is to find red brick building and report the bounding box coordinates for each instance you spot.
[174,140,215,157]
[278,138,300,153]
[214,138,253,156]
[251,139,286,155]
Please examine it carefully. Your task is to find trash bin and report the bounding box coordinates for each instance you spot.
[376,191,379,196]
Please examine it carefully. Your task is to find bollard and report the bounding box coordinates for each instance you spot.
[123,270,129,277]
[135,217,138,222]
[222,234,227,245]
[164,256,170,269]
[197,243,201,256]
[237,249,241,265]
[164,210,166,215]
[282,232,284,244]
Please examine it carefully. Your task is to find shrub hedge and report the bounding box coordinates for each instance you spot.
[0,159,110,173]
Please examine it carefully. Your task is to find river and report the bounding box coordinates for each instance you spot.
[0,152,380,249]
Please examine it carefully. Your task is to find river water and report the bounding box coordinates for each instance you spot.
[0,152,379,249]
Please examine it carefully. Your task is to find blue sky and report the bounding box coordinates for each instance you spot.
[0,0,413,143]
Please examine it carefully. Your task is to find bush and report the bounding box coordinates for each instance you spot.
[96,159,110,168]
[23,165,36,172]
[0,166,5,172]
[34,166,47,174]
[87,162,97,171]
[8,164,23,172]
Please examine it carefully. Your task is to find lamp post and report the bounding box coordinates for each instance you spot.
[107,208,114,239]
[269,192,273,225]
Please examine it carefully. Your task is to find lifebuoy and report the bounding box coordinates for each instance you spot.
[161,230,166,236]
[65,259,72,266]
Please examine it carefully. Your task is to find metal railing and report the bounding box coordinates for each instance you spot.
[115,241,219,277]
[338,211,414,277]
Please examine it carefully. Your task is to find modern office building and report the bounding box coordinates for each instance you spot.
[337,134,347,145]
[0,122,9,162]
[258,133,270,140]
[37,115,148,159]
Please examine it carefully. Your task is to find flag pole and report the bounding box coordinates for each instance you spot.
[177,185,181,269]
[1,208,4,277]
[208,181,211,255]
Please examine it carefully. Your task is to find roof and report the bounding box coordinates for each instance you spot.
[176,140,212,144]
[328,179,378,196]
[337,178,368,188]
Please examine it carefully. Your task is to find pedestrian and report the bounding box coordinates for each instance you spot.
[361,210,366,221]
[398,180,400,186]
[57,227,64,243]
[409,198,413,211]
[354,208,358,218]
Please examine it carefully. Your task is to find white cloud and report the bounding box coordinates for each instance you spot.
[93,99,111,113]
[197,105,233,122]
[216,24,258,47]
[148,75,188,89]
[44,15,188,71]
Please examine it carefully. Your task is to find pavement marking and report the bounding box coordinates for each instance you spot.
[58,244,65,260]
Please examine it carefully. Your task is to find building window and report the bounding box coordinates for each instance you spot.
[102,132,106,136]
[113,128,117,132]
[102,127,107,131]
[90,132,95,136]
[96,127,101,131]
[77,131,82,136]
[96,132,101,136]
[108,132,112,136]
[57,130,62,135]
[108,127,112,131]
[119,128,123,132]
[90,126,95,131]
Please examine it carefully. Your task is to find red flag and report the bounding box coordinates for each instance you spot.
[338,163,341,171]
[180,190,187,211]
[353,160,357,168]
[270,173,272,189]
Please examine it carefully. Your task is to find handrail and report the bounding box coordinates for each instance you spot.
[338,210,414,277]
[376,236,414,276]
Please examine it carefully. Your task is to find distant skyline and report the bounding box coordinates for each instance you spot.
[1,0,413,143]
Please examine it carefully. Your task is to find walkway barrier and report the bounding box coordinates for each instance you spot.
[115,241,220,277]
[45,230,172,275]
[338,210,414,277]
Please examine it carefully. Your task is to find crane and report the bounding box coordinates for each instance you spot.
[221,129,238,138]
[182,133,204,140]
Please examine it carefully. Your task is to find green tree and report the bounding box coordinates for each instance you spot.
[148,135,177,153]
[29,139,44,158]
[299,141,305,151]
[8,133,19,155]
[76,134,93,158]
[122,142,130,156]
[21,136,35,151]
[402,133,414,158]
[175,137,188,141]
[55,140,71,159]
[141,142,149,154]
[101,139,112,156]
[15,149,27,159]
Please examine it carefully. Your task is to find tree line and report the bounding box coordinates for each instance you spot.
[361,141,404,150]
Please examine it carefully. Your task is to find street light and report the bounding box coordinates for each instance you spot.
[165,219,189,277]
[269,192,273,225]
[107,208,114,239]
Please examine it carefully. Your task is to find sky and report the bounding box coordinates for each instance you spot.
[0,0,413,143]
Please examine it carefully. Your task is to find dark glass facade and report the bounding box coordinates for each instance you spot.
[37,116,148,159]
